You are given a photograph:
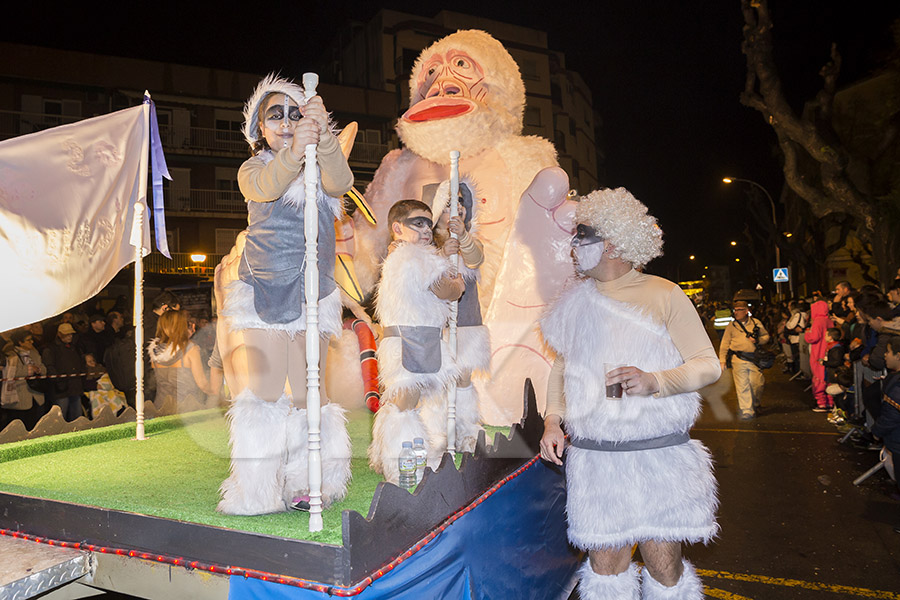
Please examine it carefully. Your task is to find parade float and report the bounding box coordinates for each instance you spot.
[0,30,580,599]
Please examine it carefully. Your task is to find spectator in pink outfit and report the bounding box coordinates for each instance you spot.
[805,300,835,411]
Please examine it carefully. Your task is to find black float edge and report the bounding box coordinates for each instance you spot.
[340,378,544,585]
[0,492,343,583]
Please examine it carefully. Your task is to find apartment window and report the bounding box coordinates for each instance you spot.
[554,131,566,153]
[525,107,542,127]
[519,58,540,81]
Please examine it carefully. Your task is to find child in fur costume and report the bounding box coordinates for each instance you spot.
[420,180,489,453]
[539,188,721,599]
[217,74,353,516]
[369,200,465,484]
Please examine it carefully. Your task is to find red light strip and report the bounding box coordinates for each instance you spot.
[0,454,540,597]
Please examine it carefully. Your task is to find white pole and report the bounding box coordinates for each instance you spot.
[132,93,151,441]
[447,150,460,457]
[302,73,323,533]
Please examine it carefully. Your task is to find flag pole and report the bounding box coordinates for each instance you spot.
[302,73,324,532]
[132,91,151,441]
[447,150,460,457]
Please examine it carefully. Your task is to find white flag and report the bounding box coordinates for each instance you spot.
[0,105,150,333]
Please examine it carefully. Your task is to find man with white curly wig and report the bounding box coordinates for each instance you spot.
[539,188,722,599]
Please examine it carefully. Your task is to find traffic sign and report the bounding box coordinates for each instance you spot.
[773,267,789,283]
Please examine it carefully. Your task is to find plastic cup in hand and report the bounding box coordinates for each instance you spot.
[605,363,626,399]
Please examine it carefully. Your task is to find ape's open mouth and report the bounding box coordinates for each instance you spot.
[402,97,475,122]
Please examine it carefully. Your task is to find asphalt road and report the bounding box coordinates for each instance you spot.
[686,364,900,599]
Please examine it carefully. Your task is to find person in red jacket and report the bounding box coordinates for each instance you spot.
[805,300,835,411]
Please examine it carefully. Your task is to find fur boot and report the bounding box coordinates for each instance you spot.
[577,560,640,600]
[282,405,309,507]
[642,560,703,600]
[455,384,483,453]
[218,390,290,515]
[319,403,352,506]
[418,390,448,469]
[368,403,427,485]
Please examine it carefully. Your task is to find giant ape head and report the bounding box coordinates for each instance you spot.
[396,30,526,164]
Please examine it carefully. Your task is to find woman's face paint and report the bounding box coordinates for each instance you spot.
[260,93,302,149]
[571,224,605,272]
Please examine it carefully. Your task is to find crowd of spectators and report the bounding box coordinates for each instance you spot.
[696,277,900,504]
[1,291,221,433]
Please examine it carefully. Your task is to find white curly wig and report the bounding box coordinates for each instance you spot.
[575,188,664,268]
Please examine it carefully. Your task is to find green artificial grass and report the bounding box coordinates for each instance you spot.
[0,410,515,547]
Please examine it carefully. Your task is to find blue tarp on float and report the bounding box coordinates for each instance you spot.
[229,459,579,600]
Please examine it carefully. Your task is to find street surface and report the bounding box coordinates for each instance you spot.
[688,365,900,599]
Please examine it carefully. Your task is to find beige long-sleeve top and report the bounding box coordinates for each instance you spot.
[237,132,353,202]
[545,269,721,418]
[717,316,770,361]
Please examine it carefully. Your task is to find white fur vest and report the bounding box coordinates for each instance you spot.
[376,242,453,328]
[541,279,701,442]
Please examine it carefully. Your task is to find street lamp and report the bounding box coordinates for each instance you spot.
[722,177,782,298]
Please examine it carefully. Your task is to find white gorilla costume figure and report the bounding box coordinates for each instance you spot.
[353,30,576,424]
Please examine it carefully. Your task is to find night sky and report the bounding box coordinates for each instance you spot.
[8,1,899,283]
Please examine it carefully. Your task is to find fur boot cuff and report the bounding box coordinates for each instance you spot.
[577,561,640,600]
[642,560,703,600]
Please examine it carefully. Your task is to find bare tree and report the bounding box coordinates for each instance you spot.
[740,0,900,288]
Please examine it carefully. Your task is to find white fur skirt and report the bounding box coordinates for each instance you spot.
[565,440,718,550]
[221,280,342,338]
[377,336,460,398]
[453,325,491,375]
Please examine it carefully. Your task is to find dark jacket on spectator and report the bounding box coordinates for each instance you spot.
[823,341,846,384]
[42,337,85,397]
[872,371,900,456]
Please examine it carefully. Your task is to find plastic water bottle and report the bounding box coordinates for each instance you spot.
[413,437,427,484]
[398,441,417,490]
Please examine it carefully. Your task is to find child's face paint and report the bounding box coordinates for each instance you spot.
[260,93,302,150]
[395,211,434,245]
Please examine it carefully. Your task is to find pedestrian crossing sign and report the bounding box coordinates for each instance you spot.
[773,268,789,283]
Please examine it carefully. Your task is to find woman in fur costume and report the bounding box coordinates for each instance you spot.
[147,309,210,411]
[216,74,353,515]
[369,200,465,484]
[539,188,721,599]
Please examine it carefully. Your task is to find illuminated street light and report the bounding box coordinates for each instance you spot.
[190,254,207,263]
[730,241,737,246]
[735,258,740,262]
[723,177,782,297]
[689,255,695,260]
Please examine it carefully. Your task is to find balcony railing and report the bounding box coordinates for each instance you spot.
[144,252,225,276]
[0,110,82,140]
[349,141,390,165]
[0,110,392,165]
[165,188,247,214]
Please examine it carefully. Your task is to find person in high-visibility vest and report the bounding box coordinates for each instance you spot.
[714,308,733,331]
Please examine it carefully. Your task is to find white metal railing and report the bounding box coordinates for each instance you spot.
[165,188,246,213]
[349,141,389,164]
[0,110,82,140]
[143,252,225,276]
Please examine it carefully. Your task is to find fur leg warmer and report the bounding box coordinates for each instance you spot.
[577,561,640,600]
[455,384,483,453]
[218,390,290,515]
[319,403,352,506]
[418,390,448,470]
[282,405,309,507]
[368,403,427,485]
[642,560,703,600]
